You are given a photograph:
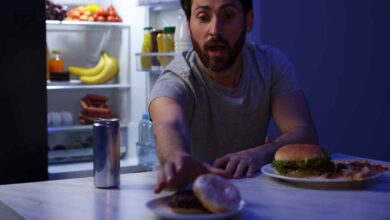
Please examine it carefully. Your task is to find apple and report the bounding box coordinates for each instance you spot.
[106,16,115,22]
[95,9,106,17]
[107,10,117,17]
[114,16,122,22]
[97,16,105,22]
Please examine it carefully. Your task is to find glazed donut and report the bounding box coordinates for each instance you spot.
[193,174,241,213]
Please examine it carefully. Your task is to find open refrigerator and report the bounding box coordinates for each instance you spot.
[46,0,182,179]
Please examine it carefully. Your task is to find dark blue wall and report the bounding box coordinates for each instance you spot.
[258,0,390,161]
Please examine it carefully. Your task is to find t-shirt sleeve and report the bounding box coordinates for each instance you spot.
[148,71,194,113]
[269,47,301,101]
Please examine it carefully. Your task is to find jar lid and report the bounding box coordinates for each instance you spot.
[164,26,176,33]
[144,26,154,30]
[52,49,61,54]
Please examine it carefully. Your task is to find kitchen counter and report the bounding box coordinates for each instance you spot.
[0,153,389,220]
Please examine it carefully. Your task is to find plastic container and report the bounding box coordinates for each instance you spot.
[174,9,192,52]
[137,113,158,170]
[138,113,149,145]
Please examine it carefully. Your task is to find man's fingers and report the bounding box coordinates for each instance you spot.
[233,161,248,178]
[225,159,239,175]
[154,171,166,193]
[207,166,232,179]
[246,165,257,178]
[213,156,229,168]
[164,162,176,184]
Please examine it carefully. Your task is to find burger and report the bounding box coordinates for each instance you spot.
[272,144,335,177]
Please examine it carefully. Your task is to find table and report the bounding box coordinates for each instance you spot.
[0,154,389,220]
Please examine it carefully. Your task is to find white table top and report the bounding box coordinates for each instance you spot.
[0,153,389,220]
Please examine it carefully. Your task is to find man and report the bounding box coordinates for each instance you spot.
[149,0,318,193]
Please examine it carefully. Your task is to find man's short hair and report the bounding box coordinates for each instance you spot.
[180,0,253,20]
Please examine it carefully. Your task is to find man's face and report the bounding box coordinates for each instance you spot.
[189,0,252,73]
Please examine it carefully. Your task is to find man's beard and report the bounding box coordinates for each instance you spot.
[191,28,246,73]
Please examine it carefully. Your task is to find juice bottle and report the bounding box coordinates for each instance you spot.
[157,26,175,67]
[141,27,153,70]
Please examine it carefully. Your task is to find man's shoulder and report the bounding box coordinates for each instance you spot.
[245,43,287,59]
[161,50,193,79]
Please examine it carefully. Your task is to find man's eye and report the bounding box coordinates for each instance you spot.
[224,13,235,20]
[197,14,210,22]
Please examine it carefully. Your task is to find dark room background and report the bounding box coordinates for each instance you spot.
[256,0,390,161]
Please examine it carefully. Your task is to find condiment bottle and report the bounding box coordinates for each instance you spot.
[49,49,69,81]
[49,49,64,74]
[140,27,153,70]
[151,29,163,70]
[157,26,175,67]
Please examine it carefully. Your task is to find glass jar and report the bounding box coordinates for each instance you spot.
[141,27,154,70]
[49,49,64,73]
[49,49,69,81]
[157,26,175,67]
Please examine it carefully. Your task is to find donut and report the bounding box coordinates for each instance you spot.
[193,174,241,213]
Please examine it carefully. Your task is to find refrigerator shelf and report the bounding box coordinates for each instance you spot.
[48,146,127,164]
[48,124,128,133]
[137,0,180,11]
[47,83,131,90]
[46,20,130,30]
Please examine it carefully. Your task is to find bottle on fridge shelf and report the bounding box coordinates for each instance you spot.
[49,49,69,81]
[151,29,163,70]
[174,9,192,52]
[137,113,158,170]
[138,113,149,167]
[140,27,154,70]
[157,26,176,67]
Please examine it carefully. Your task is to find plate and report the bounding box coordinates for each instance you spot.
[146,196,245,220]
[261,163,382,184]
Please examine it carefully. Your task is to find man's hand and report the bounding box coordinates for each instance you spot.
[213,145,275,179]
[154,153,230,193]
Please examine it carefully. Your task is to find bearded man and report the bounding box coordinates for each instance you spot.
[149,0,318,193]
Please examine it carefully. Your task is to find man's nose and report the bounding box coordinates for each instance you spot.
[209,17,223,37]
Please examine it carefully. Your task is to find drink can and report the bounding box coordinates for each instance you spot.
[93,118,120,188]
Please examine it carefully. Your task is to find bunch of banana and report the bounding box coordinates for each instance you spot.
[68,52,119,85]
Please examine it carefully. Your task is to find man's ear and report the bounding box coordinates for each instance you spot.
[246,9,254,33]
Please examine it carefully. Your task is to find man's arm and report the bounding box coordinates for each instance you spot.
[150,97,229,193]
[271,90,318,148]
[213,90,318,178]
[150,97,190,164]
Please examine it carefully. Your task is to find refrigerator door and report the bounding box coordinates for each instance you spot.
[0,0,48,184]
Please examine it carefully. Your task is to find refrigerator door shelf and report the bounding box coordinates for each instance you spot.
[135,52,177,74]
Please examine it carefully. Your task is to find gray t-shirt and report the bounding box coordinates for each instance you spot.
[149,43,300,163]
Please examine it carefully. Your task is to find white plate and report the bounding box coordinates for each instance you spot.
[146,196,245,220]
[261,163,382,184]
